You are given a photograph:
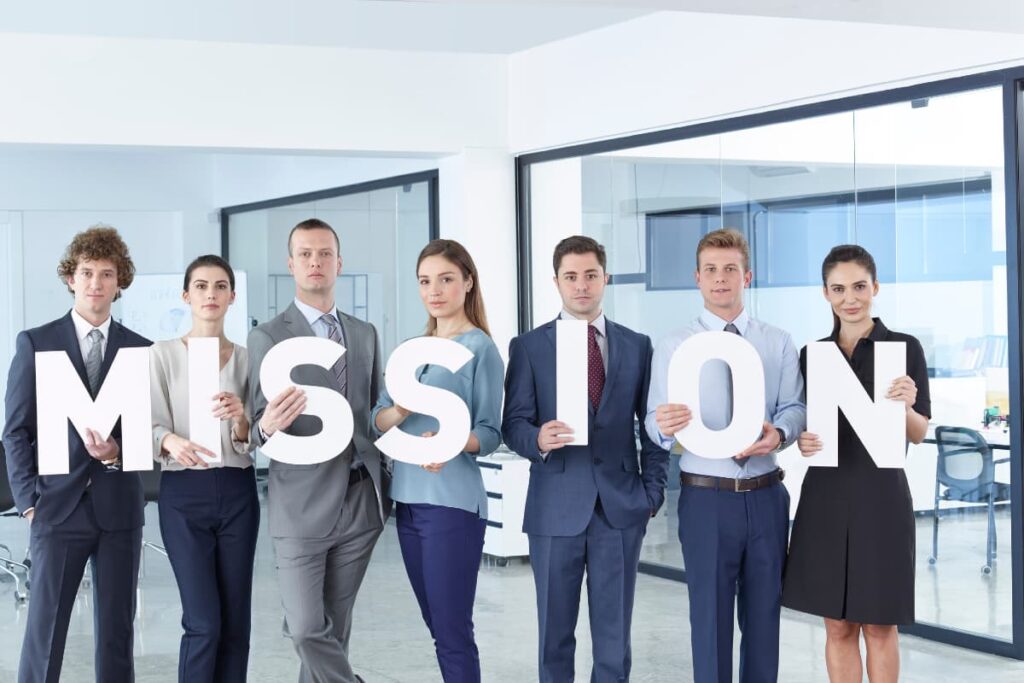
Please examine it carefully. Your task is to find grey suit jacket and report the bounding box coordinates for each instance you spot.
[248,302,392,539]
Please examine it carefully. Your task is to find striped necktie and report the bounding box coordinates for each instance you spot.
[85,328,104,394]
[320,314,348,398]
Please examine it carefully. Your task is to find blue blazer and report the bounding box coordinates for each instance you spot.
[2,312,150,530]
[501,317,669,537]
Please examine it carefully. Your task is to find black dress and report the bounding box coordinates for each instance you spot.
[782,318,930,625]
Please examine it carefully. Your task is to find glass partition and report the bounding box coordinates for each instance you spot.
[520,79,1023,654]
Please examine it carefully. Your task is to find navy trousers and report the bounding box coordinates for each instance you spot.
[677,480,790,683]
[528,501,646,683]
[396,502,486,683]
[20,491,142,683]
[159,466,260,683]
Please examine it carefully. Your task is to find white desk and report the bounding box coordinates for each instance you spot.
[478,450,530,560]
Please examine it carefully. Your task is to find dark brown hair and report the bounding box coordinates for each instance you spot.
[417,239,491,337]
[184,254,235,292]
[552,235,607,275]
[288,218,340,255]
[696,228,750,271]
[57,225,135,301]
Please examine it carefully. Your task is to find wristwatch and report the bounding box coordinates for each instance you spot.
[773,427,787,451]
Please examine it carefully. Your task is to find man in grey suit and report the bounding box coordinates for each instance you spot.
[247,218,391,683]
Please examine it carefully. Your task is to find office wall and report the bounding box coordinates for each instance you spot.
[508,12,1024,152]
[0,33,507,155]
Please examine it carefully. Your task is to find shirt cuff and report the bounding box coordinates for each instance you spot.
[22,507,34,518]
[538,450,550,461]
[258,423,270,443]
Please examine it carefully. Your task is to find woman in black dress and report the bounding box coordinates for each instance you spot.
[782,245,930,683]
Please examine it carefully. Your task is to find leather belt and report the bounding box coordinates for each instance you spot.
[680,468,784,493]
[349,464,370,485]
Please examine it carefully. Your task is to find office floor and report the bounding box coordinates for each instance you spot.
[1,499,1023,682]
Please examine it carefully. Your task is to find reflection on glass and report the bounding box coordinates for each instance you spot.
[528,86,1011,641]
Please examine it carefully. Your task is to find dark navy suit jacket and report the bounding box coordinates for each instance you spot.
[3,312,150,530]
[502,317,669,537]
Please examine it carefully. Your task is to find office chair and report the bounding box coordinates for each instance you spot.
[0,443,30,603]
[930,426,1011,575]
[138,464,167,580]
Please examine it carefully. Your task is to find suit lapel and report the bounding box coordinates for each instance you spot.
[57,313,90,390]
[283,302,316,338]
[596,319,621,416]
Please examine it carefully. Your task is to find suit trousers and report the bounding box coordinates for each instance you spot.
[159,467,260,683]
[19,490,142,683]
[396,503,486,683]
[677,481,790,683]
[528,500,646,683]
[272,476,384,683]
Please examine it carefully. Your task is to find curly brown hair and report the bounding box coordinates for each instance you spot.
[57,225,136,300]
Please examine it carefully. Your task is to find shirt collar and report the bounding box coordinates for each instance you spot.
[699,307,749,335]
[70,308,112,343]
[559,309,607,337]
[294,298,338,327]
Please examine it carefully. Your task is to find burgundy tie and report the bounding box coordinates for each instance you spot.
[588,324,605,410]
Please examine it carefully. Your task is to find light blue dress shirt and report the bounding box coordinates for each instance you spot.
[645,308,806,479]
[371,328,505,517]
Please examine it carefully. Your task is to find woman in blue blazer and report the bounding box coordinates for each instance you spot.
[372,239,504,683]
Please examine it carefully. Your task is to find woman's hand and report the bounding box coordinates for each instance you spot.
[213,391,250,441]
[887,375,917,411]
[161,433,213,468]
[421,431,446,472]
[797,431,822,457]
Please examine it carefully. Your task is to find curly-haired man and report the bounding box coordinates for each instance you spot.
[3,225,150,683]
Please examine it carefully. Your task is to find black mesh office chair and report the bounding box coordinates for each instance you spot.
[930,426,1011,575]
[0,443,30,603]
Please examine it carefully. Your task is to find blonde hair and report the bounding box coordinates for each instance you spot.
[696,228,750,272]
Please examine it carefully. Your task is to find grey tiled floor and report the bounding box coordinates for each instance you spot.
[1,498,1023,682]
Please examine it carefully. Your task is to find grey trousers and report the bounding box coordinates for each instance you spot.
[273,477,384,683]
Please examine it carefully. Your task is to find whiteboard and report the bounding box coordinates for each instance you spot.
[115,271,250,347]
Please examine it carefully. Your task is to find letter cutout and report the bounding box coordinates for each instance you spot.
[375,337,473,465]
[37,347,153,473]
[259,337,354,465]
[188,337,222,464]
[555,319,588,446]
[806,341,906,468]
[667,330,765,458]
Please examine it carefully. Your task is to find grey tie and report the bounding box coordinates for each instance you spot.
[320,314,348,398]
[85,328,104,394]
[724,323,747,466]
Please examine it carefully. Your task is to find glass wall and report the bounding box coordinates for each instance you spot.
[224,173,438,359]
[522,84,1020,650]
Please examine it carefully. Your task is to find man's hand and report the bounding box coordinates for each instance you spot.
[537,421,574,453]
[737,421,781,458]
[161,433,214,468]
[259,386,307,438]
[655,404,692,439]
[84,428,120,465]
[797,431,822,457]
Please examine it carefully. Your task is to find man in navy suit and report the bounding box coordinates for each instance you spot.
[3,226,150,683]
[502,235,669,682]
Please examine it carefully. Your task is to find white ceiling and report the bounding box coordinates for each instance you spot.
[2,0,1020,56]
[0,0,650,54]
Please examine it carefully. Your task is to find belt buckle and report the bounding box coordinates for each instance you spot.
[735,477,753,493]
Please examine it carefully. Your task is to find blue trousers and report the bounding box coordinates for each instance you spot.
[20,492,141,683]
[528,502,645,683]
[396,503,486,683]
[159,467,260,683]
[677,481,790,683]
